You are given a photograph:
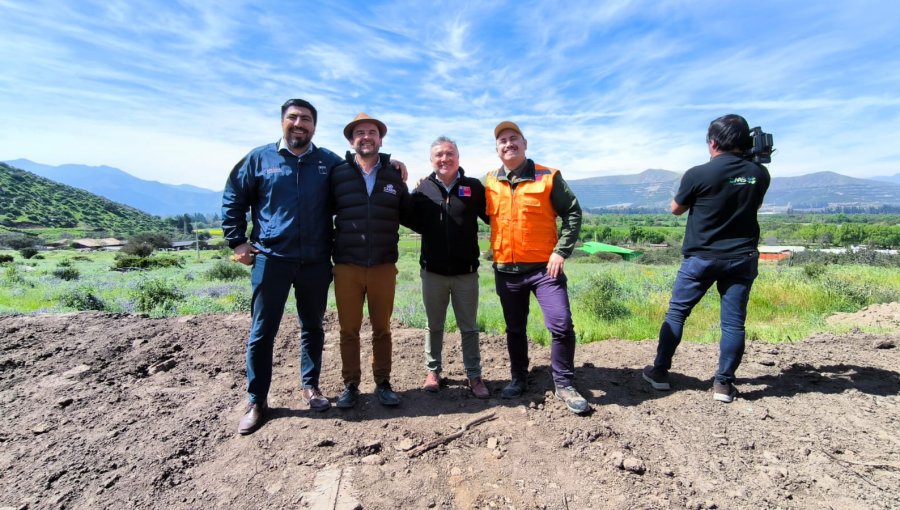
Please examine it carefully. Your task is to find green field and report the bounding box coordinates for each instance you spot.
[2,243,898,345]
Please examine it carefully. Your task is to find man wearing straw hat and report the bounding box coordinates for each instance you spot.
[331,113,413,409]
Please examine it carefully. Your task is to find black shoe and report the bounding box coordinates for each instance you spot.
[642,365,671,391]
[713,381,738,403]
[555,385,590,414]
[336,384,359,409]
[375,382,401,406]
[501,378,526,399]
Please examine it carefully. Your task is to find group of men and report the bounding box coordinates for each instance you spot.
[223,99,770,435]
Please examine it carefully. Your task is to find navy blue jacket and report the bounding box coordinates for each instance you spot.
[330,152,412,266]
[222,142,342,262]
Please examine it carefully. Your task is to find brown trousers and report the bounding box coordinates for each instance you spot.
[333,263,398,386]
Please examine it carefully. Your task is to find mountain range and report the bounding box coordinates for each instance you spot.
[4,159,900,214]
[0,163,169,234]
[5,159,222,217]
[566,169,900,211]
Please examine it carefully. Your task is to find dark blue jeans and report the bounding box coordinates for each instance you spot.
[653,253,759,384]
[245,254,333,404]
[495,268,576,388]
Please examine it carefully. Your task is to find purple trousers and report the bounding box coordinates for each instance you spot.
[494,268,576,387]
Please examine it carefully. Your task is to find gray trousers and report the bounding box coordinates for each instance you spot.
[421,269,482,379]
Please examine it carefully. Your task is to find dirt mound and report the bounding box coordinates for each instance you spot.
[1,308,898,509]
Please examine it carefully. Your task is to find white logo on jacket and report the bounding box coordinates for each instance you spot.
[382,184,398,195]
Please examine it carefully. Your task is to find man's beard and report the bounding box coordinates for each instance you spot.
[288,133,311,149]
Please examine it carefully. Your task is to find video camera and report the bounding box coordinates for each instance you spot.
[746,127,775,164]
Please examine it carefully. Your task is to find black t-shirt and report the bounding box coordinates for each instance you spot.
[676,152,770,258]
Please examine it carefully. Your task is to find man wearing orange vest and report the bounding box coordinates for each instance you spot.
[485,121,589,415]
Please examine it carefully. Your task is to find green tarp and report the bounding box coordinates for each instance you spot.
[577,241,643,261]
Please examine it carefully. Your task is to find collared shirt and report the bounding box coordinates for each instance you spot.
[437,172,460,193]
[277,138,314,159]
[355,156,382,196]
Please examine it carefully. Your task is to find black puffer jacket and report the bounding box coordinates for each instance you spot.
[410,167,488,275]
[330,152,412,266]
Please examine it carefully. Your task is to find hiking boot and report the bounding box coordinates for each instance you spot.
[555,385,590,414]
[300,387,330,412]
[336,384,359,409]
[713,381,738,403]
[375,382,401,406]
[423,371,440,392]
[237,401,267,435]
[501,378,527,399]
[468,377,490,399]
[642,365,671,391]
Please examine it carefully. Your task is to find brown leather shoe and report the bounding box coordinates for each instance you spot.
[468,377,490,399]
[237,401,267,435]
[301,387,330,411]
[423,371,440,392]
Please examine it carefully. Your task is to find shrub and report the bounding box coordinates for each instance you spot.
[59,285,106,311]
[803,263,827,279]
[204,260,249,281]
[113,254,183,271]
[19,247,38,259]
[577,273,631,320]
[53,266,80,281]
[132,278,184,314]
[121,241,155,258]
[3,265,25,285]
[636,246,683,265]
[0,254,13,264]
[3,235,38,250]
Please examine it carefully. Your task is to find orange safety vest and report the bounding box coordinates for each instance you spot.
[485,164,559,264]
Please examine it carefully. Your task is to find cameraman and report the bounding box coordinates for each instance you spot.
[642,114,771,403]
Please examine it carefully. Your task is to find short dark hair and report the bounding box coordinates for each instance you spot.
[281,99,318,125]
[706,114,751,152]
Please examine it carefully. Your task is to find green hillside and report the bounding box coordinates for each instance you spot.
[0,162,169,235]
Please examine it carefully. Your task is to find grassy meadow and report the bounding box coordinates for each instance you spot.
[2,238,898,346]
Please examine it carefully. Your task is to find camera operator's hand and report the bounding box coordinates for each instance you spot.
[231,243,259,266]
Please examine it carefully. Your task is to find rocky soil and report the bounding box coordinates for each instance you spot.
[1,303,898,509]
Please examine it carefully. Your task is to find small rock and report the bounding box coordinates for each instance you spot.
[487,437,498,449]
[316,438,335,447]
[662,468,674,477]
[758,360,775,366]
[32,423,51,435]
[873,338,895,349]
[395,438,415,451]
[609,452,625,469]
[63,364,91,378]
[148,359,176,375]
[450,467,462,476]
[622,457,645,475]
[360,454,383,465]
[57,397,74,408]
[265,481,282,494]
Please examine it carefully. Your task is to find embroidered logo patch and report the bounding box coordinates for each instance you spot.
[383,184,398,195]
[318,162,328,175]
[458,186,471,197]
[729,176,757,185]
[264,167,289,176]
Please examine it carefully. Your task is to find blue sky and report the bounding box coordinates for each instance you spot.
[2,0,899,190]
